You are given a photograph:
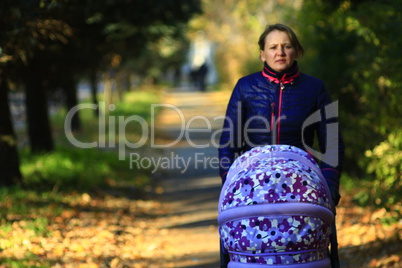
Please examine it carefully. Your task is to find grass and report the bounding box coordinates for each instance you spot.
[19,89,161,192]
[19,146,141,191]
[0,257,52,268]
[4,87,163,200]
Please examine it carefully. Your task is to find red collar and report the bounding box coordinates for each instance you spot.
[262,61,300,84]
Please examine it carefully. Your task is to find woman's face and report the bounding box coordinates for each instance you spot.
[260,30,297,73]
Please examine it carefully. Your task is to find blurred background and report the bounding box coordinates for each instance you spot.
[0,0,401,267]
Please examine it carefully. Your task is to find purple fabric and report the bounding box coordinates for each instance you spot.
[228,257,331,268]
[218,202,333,226]
[219,145,331,211]
[226,151,322,186]
[220,215,330,265]
[218,145,333,266]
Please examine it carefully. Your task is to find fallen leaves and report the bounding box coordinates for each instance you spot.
[0,189,400,267]
[336,194,402,267]
[0,191,167,267]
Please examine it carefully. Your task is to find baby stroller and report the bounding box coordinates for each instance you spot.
[218,145,338,267]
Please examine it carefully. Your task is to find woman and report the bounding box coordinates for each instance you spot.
[218,23,344,206]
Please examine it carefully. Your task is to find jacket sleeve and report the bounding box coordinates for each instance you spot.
[218,80,245,183]
[316,84,345,196]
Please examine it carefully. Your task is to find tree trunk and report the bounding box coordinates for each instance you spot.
[103,72,113,109]
[89,70,99,117]
[25,69,54,153]
[63,78,81,131]
[0,74,23,186]
[116,71,123,101]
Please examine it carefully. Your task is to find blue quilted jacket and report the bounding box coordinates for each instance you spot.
[218,63,345,191]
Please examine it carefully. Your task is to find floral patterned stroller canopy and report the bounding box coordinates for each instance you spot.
[218,145,334,267]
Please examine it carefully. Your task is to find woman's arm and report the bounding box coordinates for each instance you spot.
[218,81,245,184]
[316,84,345,205]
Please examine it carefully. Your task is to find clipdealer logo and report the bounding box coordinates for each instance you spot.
[64,101,339,172]
[64,102,224,156]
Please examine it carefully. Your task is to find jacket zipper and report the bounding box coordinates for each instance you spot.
[271,81,285,145]
[277,81,284,144]
[271,102,276,144]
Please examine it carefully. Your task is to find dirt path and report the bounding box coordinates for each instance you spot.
[144,89,228,267]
